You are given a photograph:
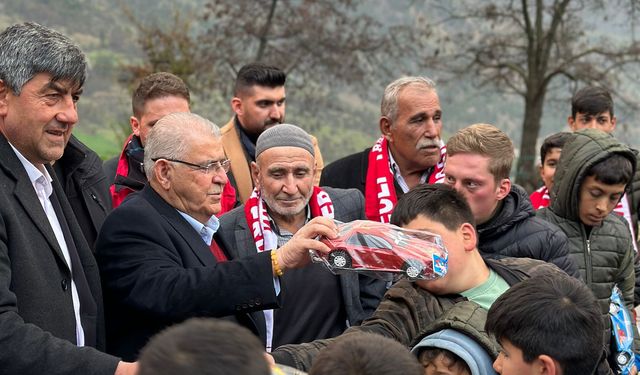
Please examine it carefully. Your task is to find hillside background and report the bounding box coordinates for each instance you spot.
[2,0,639,189]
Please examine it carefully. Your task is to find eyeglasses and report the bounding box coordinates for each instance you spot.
[152,157,231,175]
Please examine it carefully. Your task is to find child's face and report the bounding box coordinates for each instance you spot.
[423,353,471,375]
[539,147,562,191]
[569,111,616,133]
[578,175,626,226]
[493,339,536,375]
[403,215,474,295]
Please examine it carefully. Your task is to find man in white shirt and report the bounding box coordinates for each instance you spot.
[0,22,136,374]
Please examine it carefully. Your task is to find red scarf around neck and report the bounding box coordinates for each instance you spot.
[365,137,446,223]
[244,186,335,252]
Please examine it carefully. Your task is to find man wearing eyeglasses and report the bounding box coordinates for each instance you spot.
[96,113,338,361]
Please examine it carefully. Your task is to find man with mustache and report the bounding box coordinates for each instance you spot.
[221,63,324,205]
[96,114,338,361]
[0,22,136,374]
[320,76,446,223]
[216,124,386,351]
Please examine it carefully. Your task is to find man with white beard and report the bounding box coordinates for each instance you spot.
[216,124,387,351]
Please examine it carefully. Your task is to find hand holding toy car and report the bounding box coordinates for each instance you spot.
[273,216,338,276]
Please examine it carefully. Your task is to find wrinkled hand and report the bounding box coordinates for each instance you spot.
[276,216,338,271]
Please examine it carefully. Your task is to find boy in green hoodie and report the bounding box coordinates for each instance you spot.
[536,128,638,370]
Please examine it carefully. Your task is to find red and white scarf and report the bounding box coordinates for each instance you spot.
[244,186,335,252]
[529,186,550,210]
[615,194,637,252]
[364,137,446,223]
[243,186,335,351]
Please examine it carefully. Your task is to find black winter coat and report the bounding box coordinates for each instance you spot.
[478,184,579,278]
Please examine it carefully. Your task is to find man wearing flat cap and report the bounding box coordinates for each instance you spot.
[96,114,338,360]
[217,124,386,351]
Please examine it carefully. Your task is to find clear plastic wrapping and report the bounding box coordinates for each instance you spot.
[311,220,448,281]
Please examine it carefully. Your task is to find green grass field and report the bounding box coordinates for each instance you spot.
[74,129,123,161]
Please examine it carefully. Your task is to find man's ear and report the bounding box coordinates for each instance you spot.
[535,354,559,375]
[130,116,140,136]
[379,116,392,141]
[567,115,577,131]
[496,178,511,201]
[460,222,478,252]
[231,97,243,116]
[0,80,10,117]
[154,160,173,190]
[250,161,260,188]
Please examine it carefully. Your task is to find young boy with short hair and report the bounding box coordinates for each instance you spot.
[309,332,423,375]
[530,132,572,210]
[486,273,604,375]
[272,184,565,371]
[536,128,638,368]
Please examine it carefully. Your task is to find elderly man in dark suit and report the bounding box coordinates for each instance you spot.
[96,113,337,361]
[216,124,387,351]
[0,23,136,374]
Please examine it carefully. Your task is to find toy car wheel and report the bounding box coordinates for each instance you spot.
[402,259,424,279]
[328,250,351,269]
[616,351,631,365]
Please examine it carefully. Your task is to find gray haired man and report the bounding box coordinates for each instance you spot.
[96,114,338,361]
[216,124,386,351]
[0,23,136,374]
[320,76,446,223]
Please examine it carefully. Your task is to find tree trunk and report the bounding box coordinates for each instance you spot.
[255,0,278,61]
[515,92,546,193]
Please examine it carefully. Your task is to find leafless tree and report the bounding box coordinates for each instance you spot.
[122,0,424,97]
[422,0,640,191]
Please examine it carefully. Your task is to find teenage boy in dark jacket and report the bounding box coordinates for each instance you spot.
[537,128,638,367]
[443,124,578,277]
[271,184,566,371]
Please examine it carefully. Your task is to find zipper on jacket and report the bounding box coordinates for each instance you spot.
[585,236,593,287]
[90,192,107,212]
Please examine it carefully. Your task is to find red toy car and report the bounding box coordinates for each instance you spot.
[315,220,448,280]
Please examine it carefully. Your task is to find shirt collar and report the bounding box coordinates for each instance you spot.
[9,142,53,196]
[177,210,220,246]
[387,149,429,194]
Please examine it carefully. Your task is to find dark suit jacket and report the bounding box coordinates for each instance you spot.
[97,185,280,361]
[55,135,112,249]
[0,134,118,375]
[216,187,387,336]
[320,148,404,197]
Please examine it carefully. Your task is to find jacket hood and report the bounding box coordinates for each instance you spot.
[410,300,500,360]
[477,184,533,237]
[412,329,497,375]
[549,129,637,221]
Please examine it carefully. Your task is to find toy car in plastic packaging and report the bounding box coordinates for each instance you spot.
[311,220,448,281]
[609,285,637,374]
